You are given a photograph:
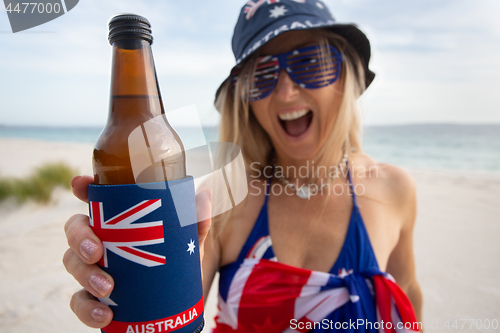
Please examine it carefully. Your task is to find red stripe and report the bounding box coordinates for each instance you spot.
[374,276,396,333]
[92,225,164,243]
[256,59,278,70]
[102,297,204,333]
[384,278,420,330]
[238,260,312,331]
[117,246,166,265]
[91,202,101,228]
[106,199,160,225]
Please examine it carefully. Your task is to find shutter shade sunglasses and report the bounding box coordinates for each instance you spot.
[231,44,343,102]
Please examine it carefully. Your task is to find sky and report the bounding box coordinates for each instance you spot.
[0,0,499,127]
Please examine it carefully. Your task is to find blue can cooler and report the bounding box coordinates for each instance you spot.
[88,176,204,333]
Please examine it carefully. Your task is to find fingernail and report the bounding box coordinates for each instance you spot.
[91,307,107,323]
[80,239,98,261]
[89,274,113,297]
[70,176,81,189]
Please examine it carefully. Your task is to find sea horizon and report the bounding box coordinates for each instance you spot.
[1,123,500,175]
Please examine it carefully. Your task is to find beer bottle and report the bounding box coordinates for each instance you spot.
[88,14,204,333]
[93,14,185,185]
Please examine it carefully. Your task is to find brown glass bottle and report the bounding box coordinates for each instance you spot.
[93,14,185,185]
[89,14,204,333]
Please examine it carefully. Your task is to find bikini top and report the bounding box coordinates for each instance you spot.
[212,167,419,332]
[219,166,379,294]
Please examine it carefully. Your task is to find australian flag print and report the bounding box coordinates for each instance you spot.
[88,177,204,333]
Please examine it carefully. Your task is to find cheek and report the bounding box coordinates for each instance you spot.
[314,87,342,133]
[250,101,273,133]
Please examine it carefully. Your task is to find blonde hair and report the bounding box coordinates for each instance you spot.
[212,29,366,232]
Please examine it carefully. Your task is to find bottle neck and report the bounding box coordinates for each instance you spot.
[109,39,164,118]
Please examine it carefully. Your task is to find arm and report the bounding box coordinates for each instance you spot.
[201,224,220,301]
[385,168,423,322]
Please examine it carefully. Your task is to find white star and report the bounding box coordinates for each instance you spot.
[269,5,287,19]
[316,2,324,9]
[187,239,196,255]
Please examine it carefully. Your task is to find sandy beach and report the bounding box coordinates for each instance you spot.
[0,137,499,332]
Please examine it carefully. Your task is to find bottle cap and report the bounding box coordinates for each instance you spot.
[108,14,153,45]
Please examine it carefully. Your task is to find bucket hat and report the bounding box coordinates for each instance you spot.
[216,0,375,100]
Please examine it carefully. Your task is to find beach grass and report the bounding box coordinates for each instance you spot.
[0,162,76,203]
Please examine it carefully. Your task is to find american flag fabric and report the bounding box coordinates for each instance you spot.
[212,258,420,333]
[88,178,204,333]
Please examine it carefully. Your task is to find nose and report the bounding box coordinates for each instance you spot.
[274,69,300,101]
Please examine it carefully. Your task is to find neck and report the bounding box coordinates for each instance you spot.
[274,151,347,187]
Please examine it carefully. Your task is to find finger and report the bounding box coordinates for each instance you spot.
[64,214,103,264]
[70,289,113,328]
[195,189,212,263]
[71,175,94,203]
[195,189,212,244]
[63,249,114,298]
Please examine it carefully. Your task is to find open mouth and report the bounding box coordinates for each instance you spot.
[278,109,313,137]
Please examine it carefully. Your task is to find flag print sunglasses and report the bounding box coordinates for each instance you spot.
[232,44,343,102]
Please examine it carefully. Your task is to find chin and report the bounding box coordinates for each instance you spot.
[274,141,320,162]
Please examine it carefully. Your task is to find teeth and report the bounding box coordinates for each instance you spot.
[278,109,309,121]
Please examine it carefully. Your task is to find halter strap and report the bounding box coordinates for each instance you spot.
[264,173,273,205]
[346,161,358,208]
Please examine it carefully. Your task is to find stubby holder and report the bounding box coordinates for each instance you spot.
[88,176,204,333]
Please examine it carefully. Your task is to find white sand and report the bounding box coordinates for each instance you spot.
[0,138,499,333]
[409,168,500,329]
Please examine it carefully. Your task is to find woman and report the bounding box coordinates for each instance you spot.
[64,0,423,331]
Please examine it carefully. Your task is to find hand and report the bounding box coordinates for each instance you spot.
[63,175,212,328]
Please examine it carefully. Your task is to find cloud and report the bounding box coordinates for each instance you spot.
[0,0,499,127]
[320,0,500,125]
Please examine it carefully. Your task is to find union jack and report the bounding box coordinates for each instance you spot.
[244,0,280,20]
[244,0,306,20]
[213,259,421,332]
[89,199,166,268]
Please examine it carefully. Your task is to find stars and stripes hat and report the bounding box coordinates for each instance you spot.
[216,0,375,100]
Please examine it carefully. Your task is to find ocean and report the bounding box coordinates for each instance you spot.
[1,124,499,174]
[363,124,500,174]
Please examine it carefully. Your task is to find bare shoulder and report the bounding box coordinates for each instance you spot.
[350,153,415,202]
[350,153,416,228]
